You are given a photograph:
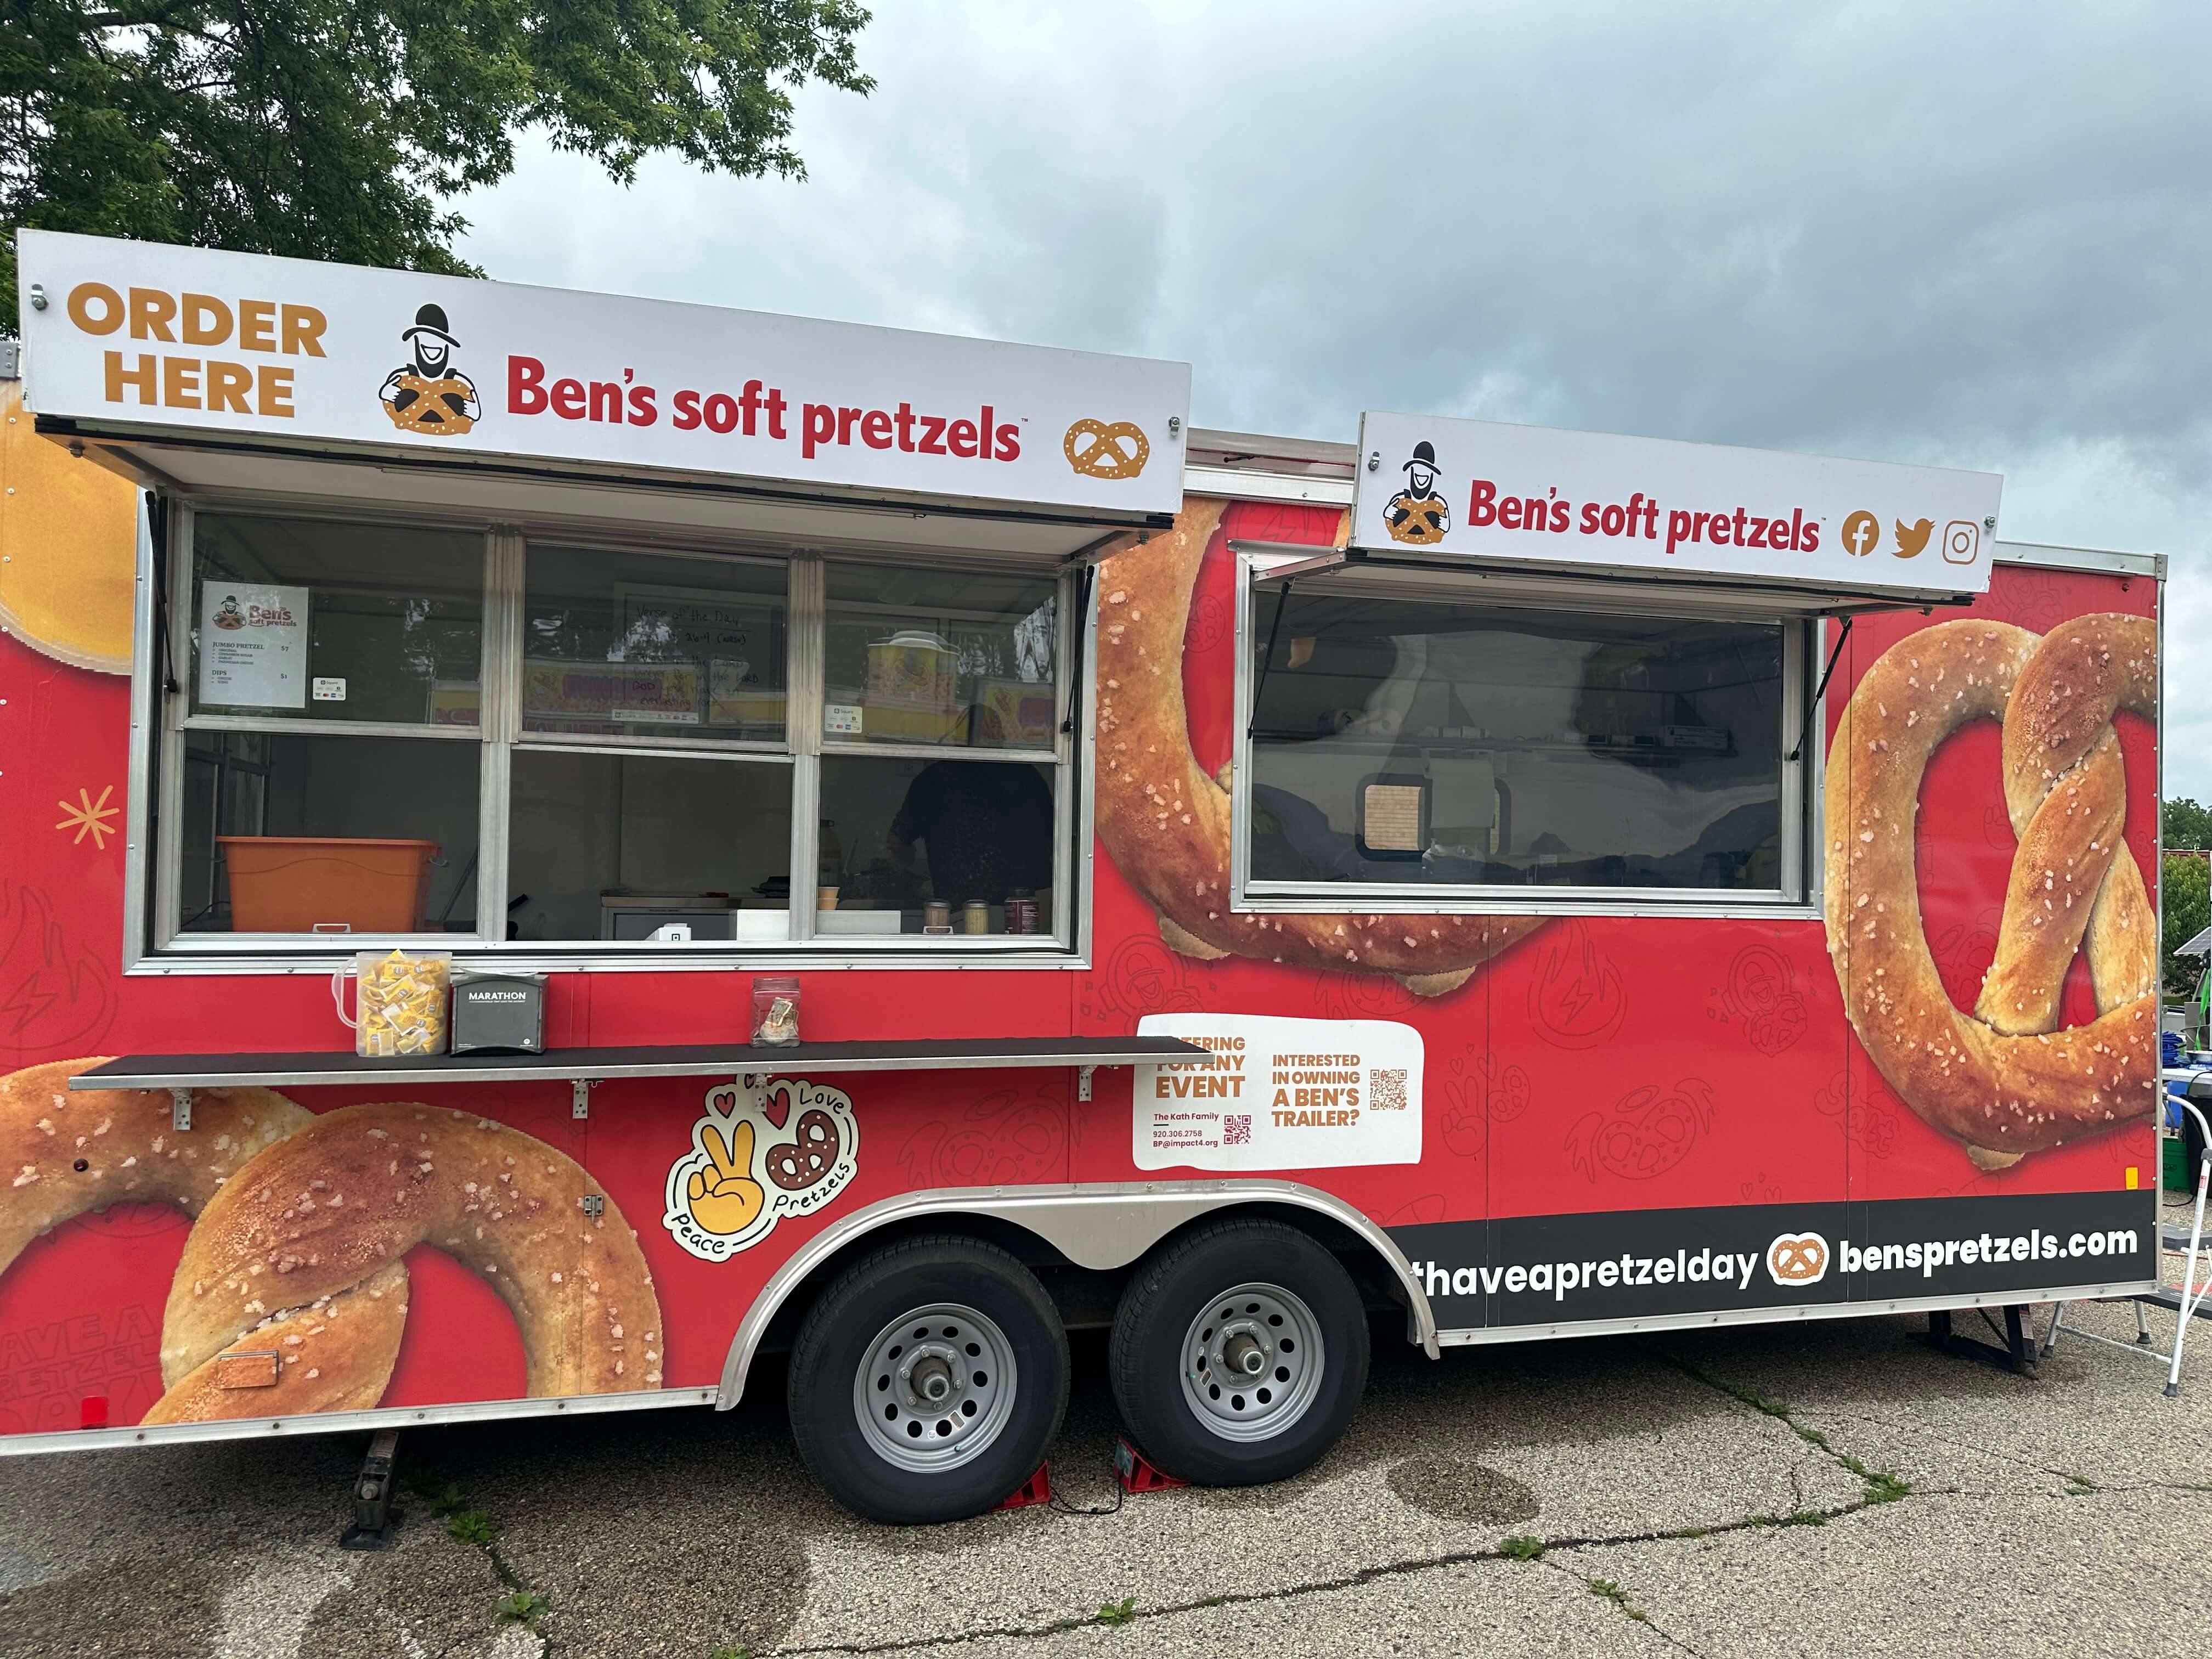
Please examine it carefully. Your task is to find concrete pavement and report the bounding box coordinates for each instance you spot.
[0,1294,2205,1658]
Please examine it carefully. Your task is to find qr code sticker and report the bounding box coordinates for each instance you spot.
[1222,1113,1252,1146]
[1368,1069,1409,1111]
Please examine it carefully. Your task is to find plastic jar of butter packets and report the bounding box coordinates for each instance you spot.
[334,949,453,1057]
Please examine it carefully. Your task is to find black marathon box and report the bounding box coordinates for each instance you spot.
[450,971,546,1054]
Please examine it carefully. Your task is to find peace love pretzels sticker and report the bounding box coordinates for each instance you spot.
[1064,417,1150,480]
[663,1077,860,1262]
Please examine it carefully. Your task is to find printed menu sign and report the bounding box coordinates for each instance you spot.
[1133,1013,1424,1171]
[198,583,307,708]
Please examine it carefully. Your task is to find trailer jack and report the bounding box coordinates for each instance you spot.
[1917,1306,2036,1375]
[340,1429,402,1551]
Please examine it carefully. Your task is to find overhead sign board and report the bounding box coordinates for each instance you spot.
[1350,411,2002,596]
[15,230,1190,518]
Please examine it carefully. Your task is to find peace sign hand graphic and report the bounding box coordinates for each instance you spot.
[685,1119,766,1235]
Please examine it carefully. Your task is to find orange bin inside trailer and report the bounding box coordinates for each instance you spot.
[218,836,441,933]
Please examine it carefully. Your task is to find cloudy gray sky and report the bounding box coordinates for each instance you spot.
[458,1,2212,796]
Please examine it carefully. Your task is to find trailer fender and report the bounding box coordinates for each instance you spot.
[715,1178,1439,1407]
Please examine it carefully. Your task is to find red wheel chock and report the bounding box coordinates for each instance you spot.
[1113,1438,1186,1493]
[996,1464,1053,1510]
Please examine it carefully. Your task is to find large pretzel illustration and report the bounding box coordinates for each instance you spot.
[1,1060,661,1424]
[1824,616,2158,1168]
[1064,418,1150,481]
[1094,498,1545,994]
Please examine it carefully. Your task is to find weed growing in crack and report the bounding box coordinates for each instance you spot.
[448,1510,495,1546]
[1863,1471,1912,1505]
[1658,1349,1917,1516]
[710,1646,753,1659]
[1500,1535,1546,1560]
[2063,1473,2097,1495]
[1096,1598,1138,1627]
[495,1590,548,1624]
[1586,1578,1651,1624]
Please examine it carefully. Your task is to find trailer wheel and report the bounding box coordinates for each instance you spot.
[787,1235,1068,1525]
[1109,1219,1369,1487]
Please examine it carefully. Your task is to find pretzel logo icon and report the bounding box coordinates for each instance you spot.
[1767,1231,1830,1285]
[1824,614,2157,1170]
[1064,418,1150,480]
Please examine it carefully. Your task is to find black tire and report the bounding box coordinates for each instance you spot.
[788,1235,1069,1525]
[1109,1218,1369,1487]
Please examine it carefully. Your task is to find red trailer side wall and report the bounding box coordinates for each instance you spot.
[0,416,2161,1441]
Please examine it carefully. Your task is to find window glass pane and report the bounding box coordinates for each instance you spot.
[523,545,787,742]
[179,732,480,933]
[191,514,483,724]
[819,756,1057,936]
[506,750,793,943]
[1248,591,1786,891]
[823,565,1058,749]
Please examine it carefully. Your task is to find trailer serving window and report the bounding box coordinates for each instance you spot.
[1232,565,1815,912]
[154,505,1079,960]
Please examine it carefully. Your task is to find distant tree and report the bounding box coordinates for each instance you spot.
[0,0,873,321]
[2165,853,2210,998]
[2165,798,2212,851]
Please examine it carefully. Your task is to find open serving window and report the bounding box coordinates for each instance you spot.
[14,230,1187,966]
[1225,413,2005,917]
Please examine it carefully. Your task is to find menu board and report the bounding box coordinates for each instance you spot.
[198,583,308,708]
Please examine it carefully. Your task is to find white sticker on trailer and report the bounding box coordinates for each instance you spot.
[1133,1013,1422,1170]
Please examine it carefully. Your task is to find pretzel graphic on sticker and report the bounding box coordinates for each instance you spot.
[1767,1232,1829,1284]
[1064,418,1150,480]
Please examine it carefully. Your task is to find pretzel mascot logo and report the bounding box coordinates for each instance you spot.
[1766,1231,1830,1286]
[379,302,481,437]
[1825,614,2158,1169]
[663,1077,860,1262]
[1384,440,1451,545]
[1064,417,1150,480]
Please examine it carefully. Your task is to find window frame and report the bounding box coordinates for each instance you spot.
[1227,549,1824,919]
[134,496,1091,969]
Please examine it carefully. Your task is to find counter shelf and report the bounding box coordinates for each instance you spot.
[71,1036,1215,1129]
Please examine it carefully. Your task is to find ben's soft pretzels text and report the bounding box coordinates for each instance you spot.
[1093,499,1545,994]
[1824,615,2158,1167]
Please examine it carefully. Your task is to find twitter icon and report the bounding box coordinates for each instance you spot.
[1893,518,1933,557]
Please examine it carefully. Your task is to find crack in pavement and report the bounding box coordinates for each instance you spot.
[1537,1557,1706,1658]
[766,1491,1929,1657]
[772,1349,1938,1657]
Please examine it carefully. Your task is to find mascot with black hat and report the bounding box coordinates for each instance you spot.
[379,303,481,436]
[1384,440,1451,545]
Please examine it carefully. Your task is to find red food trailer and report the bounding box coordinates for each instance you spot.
[0,232,2162,1525]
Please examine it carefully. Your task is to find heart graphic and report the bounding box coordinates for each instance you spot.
[760,1081,792,1132]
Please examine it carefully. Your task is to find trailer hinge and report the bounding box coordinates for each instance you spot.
[571,1079,595,1121]
[582,1193,605,1220]
[1077,1065,1095,1103]
[169,1087,193,1132]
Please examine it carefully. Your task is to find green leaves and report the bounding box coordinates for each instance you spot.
[2164,850,2209,997]
[1,0,873,321]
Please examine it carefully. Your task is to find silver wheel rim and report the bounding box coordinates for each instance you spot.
[1179,1281,1325,1442]
[853,1302,1018,1473]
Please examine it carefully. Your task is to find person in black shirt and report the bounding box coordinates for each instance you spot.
[888,760,1053,905]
